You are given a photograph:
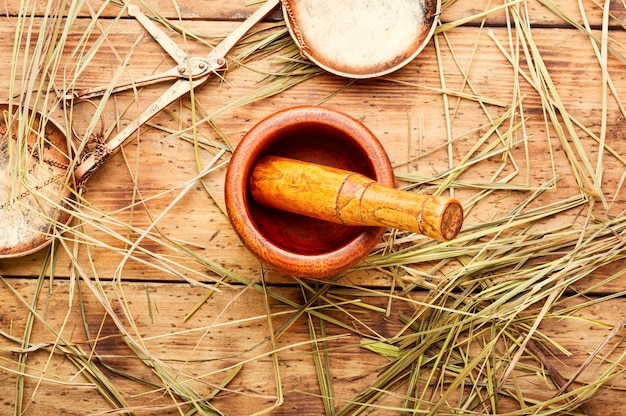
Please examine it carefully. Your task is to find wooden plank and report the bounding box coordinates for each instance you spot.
[1,0,284,21]
[2,0,624,27]
[0,17,624,289]
[443,0,626,27]
[0,3,625,413]
[1,278,626,414]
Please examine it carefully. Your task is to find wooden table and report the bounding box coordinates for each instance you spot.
[1,0,625,414]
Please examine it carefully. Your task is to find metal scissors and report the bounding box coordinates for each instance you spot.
[69,0,280,182]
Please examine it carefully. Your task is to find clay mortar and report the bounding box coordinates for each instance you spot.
[225,106,394,278]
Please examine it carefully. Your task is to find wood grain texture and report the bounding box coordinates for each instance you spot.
[250,156,463,240]
[3,0,623,27]
[0,0,625,414]
[2,279,626,415]
[1,17,623,287]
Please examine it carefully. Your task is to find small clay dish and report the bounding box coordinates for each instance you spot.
[282,0,441,78]
[0,103,75,258]
[225,106,394,278]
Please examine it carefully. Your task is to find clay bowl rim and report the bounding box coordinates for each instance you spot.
[281,0,442,79]
[0,102,76,259]
[225,106,394,278]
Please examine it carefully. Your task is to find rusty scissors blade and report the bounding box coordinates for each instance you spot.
[71,0,280,182]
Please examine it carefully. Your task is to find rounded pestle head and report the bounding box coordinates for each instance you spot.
[439,200,464,241]
[416,196,464,242]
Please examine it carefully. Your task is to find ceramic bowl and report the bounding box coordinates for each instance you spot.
[225,106,394,278]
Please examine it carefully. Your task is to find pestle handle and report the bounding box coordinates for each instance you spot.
[250,156,463,241]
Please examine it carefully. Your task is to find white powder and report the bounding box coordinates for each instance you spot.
[290,0,426,76]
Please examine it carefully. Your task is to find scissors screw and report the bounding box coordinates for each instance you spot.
[178,66,187,75]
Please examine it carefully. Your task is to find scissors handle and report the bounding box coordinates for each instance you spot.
[74,0,280,182]
[74,78,195,181]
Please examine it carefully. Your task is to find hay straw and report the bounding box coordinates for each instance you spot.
[1,0,625,414]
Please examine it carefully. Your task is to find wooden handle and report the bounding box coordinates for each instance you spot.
[249,156,463,241]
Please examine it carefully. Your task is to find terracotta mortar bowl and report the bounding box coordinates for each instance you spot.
[225,106,463,278]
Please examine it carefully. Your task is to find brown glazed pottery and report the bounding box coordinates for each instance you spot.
[0,103,75,258]
[281,0,441,78]
[225,106,394,278]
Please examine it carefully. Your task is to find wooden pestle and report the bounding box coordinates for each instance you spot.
[249,156,464,241]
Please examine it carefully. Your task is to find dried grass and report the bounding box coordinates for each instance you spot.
[1,0,625,415]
